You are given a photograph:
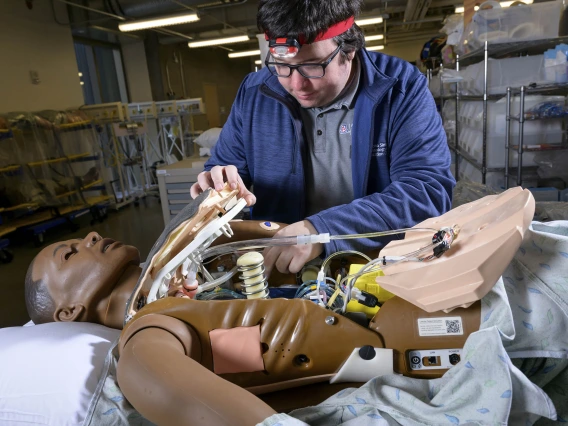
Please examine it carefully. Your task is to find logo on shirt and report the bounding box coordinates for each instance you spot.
[339,123,352,134]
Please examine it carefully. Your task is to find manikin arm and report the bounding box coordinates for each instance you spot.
[117,315,276,426]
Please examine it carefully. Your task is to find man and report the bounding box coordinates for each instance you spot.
[190,0,454,276]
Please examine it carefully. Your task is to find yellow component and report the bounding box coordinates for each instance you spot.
[345,263,396,318]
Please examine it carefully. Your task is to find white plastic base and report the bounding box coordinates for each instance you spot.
[330,347,393,384]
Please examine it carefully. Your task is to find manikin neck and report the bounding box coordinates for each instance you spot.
[97,264,142,329]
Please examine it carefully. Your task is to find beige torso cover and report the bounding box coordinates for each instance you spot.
[123,297,383,393]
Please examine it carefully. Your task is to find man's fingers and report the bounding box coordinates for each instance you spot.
[263,246,279,277]
[197,172,214,193]
[190,182,202,199]
[275,250,293,275]
[244,193,257,206]
[288,254,306,275]
[210,166,228,191]
[224,165,240,190]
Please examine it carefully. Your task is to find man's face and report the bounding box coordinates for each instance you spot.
[32,232,140,319]
[274,39,354,108]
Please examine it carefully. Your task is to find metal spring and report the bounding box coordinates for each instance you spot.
[237,260,269,299]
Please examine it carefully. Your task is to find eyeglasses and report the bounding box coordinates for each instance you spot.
[265,43,343,79]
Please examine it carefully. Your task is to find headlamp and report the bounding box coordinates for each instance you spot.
[268,37,301,58]
[265,16,355,59]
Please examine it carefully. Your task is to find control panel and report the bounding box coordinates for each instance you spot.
[408,349,462,370]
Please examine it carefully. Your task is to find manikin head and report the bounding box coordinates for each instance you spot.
[25,232,141,329]
[258,0,365,108]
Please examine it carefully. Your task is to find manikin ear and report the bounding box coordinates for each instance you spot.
[54,304,86,322]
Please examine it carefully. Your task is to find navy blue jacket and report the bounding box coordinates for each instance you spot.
[205,49,454,256]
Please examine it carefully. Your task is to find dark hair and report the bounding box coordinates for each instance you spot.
[258,0,366,63]
[24,258,56,324]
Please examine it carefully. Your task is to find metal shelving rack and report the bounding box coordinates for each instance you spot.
[442,36,568,186]
[505,83,568,188]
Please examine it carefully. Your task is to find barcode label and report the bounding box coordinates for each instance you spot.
[417,316,464,337]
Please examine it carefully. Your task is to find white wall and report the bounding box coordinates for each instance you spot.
[121,40,153,103]
[0,0,83,113]
[381,38,432,62]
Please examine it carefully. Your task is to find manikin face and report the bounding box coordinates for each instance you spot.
[274,39,355,108]
[32,231,140,322]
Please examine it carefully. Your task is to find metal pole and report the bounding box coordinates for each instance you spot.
[482,41,488,185]
[505,87,511,189]
[455,54,460,181]
[517,86,525,187]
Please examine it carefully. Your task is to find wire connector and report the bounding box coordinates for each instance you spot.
[351,287,380,308]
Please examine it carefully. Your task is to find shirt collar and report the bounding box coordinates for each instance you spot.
[320,56,361,112]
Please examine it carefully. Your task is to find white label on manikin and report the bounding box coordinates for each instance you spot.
[417,316,464,337]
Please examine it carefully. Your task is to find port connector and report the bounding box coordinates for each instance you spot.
[449,353,461,365]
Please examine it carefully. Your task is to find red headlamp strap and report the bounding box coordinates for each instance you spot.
[264,15,355,45]
[310,16,355,44]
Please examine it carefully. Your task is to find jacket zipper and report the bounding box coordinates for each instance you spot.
[259,84,306,219]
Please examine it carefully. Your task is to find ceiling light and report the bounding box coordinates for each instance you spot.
[356,17,383,26]
[119,13,199,32]
[367,45,385,51]
[365,34,384,42]
[78,72,83,77]
[255,59,262,65]
[188,35,250,48]
[228,49,261,58]
[455,6,464,13]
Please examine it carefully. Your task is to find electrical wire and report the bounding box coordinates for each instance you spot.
[321,250,372,272]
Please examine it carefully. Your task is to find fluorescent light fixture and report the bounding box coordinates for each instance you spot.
[365,34,384,42]
[78,72,83,77]
[188,35,250,48]
[455,0,532,13]
[119,13,199,32]
[367,45,385,51]
[356,17,383,26]
[80,81,85,85]
[255,59,262,65]
[228,49,261,58]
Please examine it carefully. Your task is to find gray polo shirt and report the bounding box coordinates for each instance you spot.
[300,58,360,217]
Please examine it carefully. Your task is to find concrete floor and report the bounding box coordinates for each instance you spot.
[0,196,164,328]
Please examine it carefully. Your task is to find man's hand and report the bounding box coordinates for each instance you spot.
[264,220,323,276]
[190,165,256,206]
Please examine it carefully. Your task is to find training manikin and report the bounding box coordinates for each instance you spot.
[27,185,555,425]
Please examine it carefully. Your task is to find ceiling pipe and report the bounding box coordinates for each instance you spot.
[55,0,126,20]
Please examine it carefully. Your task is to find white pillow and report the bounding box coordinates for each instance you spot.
[194,127,222,149]
[0,322,120,426]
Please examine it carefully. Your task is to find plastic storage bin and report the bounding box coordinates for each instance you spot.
[455,96,564,168]
[469,1,562,46]
[461,55,547,95]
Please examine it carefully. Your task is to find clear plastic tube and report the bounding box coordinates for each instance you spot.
[198,266,238,293]
[329,227,437,241]
[199,234,327,261]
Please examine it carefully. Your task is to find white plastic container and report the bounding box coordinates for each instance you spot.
[454,96,564,168]
[472,1,562,45]
[462,56,546,95]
